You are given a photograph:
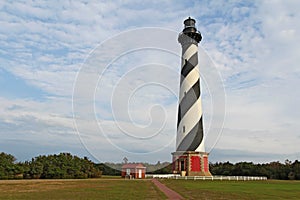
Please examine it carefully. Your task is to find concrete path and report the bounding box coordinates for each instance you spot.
[151,178,184,200]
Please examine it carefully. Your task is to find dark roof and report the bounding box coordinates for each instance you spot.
[121,163,146,169]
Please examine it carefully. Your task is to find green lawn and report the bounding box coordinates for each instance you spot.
[160,179,300,200]
[0,179,166,200]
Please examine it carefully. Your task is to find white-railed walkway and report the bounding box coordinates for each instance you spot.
[146,174,267,181]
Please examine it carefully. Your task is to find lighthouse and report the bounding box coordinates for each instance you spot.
[172,17,212,176]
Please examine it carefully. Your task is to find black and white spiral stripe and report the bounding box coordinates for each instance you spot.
[176,42,205,152]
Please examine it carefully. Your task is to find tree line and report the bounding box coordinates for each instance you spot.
[210,160,300,180]
[0,152,102,179]
[1,152,299,180]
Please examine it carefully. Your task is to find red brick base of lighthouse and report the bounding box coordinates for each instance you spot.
[172,151,212,176]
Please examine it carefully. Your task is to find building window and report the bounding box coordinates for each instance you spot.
[183,126,185,133]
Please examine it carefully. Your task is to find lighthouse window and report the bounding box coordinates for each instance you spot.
[184,91,186,96]
[183,126,185,133]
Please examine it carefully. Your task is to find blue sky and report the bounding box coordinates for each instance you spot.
[0,0,299,164]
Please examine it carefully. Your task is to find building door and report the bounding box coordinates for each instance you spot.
[180,160,185,171]
[138,169,142,178]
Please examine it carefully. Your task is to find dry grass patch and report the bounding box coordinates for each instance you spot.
[0,179,166,200]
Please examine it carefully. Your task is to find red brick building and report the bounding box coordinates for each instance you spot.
[172,151,211,176]
[121,163,146,179]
